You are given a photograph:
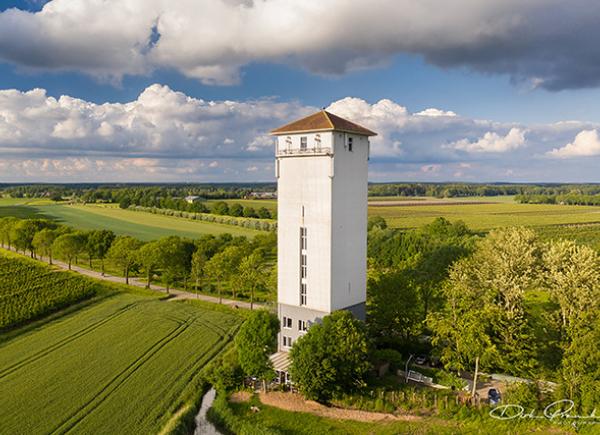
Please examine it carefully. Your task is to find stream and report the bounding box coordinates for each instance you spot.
[194,388,222,435]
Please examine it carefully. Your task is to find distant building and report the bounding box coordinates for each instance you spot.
[184,195,203,203]
[268,110,376,383]
[246,191,277,199]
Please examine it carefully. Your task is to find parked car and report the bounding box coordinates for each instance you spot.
[488,388,502,405]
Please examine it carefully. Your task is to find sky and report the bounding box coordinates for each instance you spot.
[2,0,600,183]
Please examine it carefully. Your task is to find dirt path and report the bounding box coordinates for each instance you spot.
[258,392,421,422]
[1,246,263,310]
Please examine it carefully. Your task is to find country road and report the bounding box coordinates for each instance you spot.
[1,246,265,311]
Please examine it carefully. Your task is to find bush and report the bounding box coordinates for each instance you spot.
[372,348,403,372]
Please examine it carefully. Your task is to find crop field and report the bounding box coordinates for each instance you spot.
[0,253,96,329]
[370,201,600,231]
[0,277,241,434]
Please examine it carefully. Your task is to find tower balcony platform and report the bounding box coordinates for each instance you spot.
[276,147,333,158]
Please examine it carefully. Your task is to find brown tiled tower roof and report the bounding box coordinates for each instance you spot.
[270,110,377,136]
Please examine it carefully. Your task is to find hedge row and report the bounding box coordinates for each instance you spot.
[128,206,277,231]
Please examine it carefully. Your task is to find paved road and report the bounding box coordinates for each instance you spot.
[2,246,264,310]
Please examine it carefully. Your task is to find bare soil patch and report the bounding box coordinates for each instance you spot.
[229,391,252,403]
[258,392,421,422]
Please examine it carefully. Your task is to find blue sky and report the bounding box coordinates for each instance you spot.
[2,0,600,182]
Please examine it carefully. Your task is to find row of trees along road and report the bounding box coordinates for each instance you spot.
[0,216,276,307]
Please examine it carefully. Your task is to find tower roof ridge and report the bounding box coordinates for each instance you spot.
[270,110,377,136]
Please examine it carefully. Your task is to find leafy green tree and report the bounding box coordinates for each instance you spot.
[212,201,229,215]
[242,207,258,218]
[32,228,58,264]
[429,228,539,377]
[560,314,600,413]
[53,232,85,270]
[428,262,499,397]
[543,240,600,332]
[290,310,371,403]
[234,310,279,391]
[0,217,18,248]
[85,229,116,271]
[190,248,207,293]
[367,269,423,346]
[137,241,160,288]
[257,207,271,219]
[229,203,244,217]
[233,250,266,309]
[205,245,246,300]
[118,197,131,209]
[10,219,52,257]
[155,236,194,291]
[107,236,143,284]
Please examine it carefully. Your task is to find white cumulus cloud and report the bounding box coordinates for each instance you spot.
[547,129,600,158]
[449,128,526,153]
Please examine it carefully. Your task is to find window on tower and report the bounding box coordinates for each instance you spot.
[300,136,308,150]
[348,136,353,152]
[283,316,292,329]
[300,226,307,305]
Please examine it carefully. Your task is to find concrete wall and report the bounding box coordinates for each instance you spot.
[276,133,333,312]
[330,132,369,311]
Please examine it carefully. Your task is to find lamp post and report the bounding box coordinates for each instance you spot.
[405,354,414,383]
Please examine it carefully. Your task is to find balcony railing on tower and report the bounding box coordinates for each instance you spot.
[276,146,333,157]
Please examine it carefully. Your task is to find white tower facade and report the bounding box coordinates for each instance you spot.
[271,111,376,352]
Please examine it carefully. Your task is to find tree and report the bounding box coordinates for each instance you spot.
[560,314,600,413]
[257,207,271,219]
[118,197,131,209]
[85,229,116,272]
[543,240,600,332]
[233,250,266,309]
[428,262,499,397]
[53,232,85,270]
[10,219,52,257]
[234,310,279,391]
[229,203,244,217]
[205,245,246,301]
[212,201,229,215]
[32,228,58,264]
[367,269,423,346]
[428,229,540,378]
[0,217,18,248]
[137,241,160,288]
[190,248,207,293]
[290,310,370,403]
[107,236,143,284]
[155,236,194,292]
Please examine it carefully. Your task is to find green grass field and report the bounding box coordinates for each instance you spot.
[212,394,574,435]
[0,199,264,240]
[0,286,241,434]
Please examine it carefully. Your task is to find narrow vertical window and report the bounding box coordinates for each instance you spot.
[348,136,353,152]
[300,136,307,150]
[300,226,307,306]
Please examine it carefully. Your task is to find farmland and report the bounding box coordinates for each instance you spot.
[0,253,242,435]
[0,253,96,329]
[0,199,264,240]
[369,199,600,231]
